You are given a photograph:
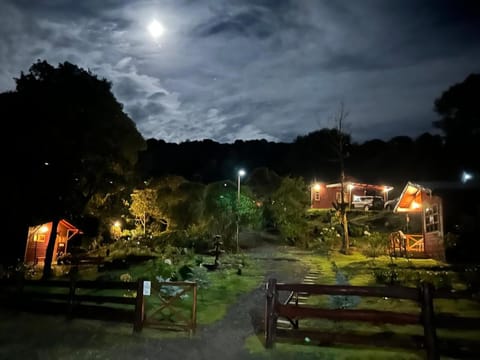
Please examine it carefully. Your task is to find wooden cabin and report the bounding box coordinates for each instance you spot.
[310,181,393,210]
[24,219,81,265]
[391,182,445,260]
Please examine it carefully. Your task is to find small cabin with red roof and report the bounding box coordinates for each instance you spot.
[310,181,393,210]
[24,219,81,265]
[391,182,445,260]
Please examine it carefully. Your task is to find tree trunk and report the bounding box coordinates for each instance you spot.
[341,210,350,255]
[340,172,350,255]
[42,218,60,280]
[337,104,350,255]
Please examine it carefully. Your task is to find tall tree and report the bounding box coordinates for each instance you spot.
[1,60,145,276]
[128,188,162,235]
[332,104,351,254]
[434,73,480,174]
[270,177,309,246]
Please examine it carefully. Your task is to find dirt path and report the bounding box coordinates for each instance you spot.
[0,244,310,360]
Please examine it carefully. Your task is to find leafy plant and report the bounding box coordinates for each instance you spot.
[362,232,388,261]
[186,266,210,288]
[312,226,339,258]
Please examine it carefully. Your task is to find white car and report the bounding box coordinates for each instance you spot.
[351,196,384,211]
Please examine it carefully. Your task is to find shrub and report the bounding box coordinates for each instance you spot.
[362,232,388,260]
[348,222,365,237]
[372,266,454,289]
[143,258,176,280]
[186,266,210,288]
[311,226,340,258]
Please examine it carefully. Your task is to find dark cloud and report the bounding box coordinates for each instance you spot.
[0,0,479,144]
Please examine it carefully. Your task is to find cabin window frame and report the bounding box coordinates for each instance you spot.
[425,204,440,233]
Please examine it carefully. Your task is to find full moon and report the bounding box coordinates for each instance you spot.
[148,20,165,39]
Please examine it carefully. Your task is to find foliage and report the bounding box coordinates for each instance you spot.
[372,266,454,289]
[311,226,340,258]
[3,60,145,222]
[269,177,309,246]
[237,194,263,230]
[434,73,480,172]
[128,188,164,235]
[202,181,261,249]
[150,176,187,229]
[167,181,206,229]
[143,258,176,281]
[1,60,145,275]
[185,265,210,288]
[362,232,388,260]
[203,181,237,247]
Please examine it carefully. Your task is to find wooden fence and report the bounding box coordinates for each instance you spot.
[0,278,198,334]
[0,278,145,332]
[265,279,480,360]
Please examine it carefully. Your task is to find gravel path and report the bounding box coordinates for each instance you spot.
[0,244,310,360]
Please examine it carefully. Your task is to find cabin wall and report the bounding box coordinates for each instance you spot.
[24,221,72,265]
[311,187,345,209]
[424,232,445,261]
[422,195,445,261]
[24,222,53,265]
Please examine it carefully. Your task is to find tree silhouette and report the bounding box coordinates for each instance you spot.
[1,60,145,276]
[434,73,480,175]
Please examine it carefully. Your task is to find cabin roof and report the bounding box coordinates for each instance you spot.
[394,182,433,213]
[326,182,393,193]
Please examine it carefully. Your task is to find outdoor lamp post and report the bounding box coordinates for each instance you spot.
[236,169,246,253]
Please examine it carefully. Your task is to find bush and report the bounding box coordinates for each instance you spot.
[143,258,176,280]
[372,266,454,289]
[311,226,340,257]
[362,232,388,260]
[186,265,210,288]
[348,222,365,237]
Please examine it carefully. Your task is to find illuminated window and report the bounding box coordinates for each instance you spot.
[425,205,440,232]
[34,234,46,242]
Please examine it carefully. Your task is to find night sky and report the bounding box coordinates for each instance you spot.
[0,0,479,144]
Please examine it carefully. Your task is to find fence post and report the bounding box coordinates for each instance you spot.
[294,292,299,329]
[67,277,76,319]
[420,282,439,360]
[133,279,144,333]
[265,278,278,348]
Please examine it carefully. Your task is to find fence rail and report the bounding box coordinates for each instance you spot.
[1,278,198,334]
[0,278,145,332]
[265,278,480,360]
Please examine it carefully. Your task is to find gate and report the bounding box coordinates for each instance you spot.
[144,280,197,335]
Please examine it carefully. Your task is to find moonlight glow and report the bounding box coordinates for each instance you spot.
[148,20,165,39]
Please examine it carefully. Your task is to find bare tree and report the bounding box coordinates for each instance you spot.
[333,103,351,255]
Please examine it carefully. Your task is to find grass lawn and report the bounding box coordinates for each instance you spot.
[245,247,480,359]
[67,251,265,327]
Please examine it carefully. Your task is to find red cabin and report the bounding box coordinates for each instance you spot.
[24,219,81,265]
[310,181,393,210]
[391,182,445,260]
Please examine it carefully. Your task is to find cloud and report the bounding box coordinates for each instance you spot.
[0,0,479,144]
